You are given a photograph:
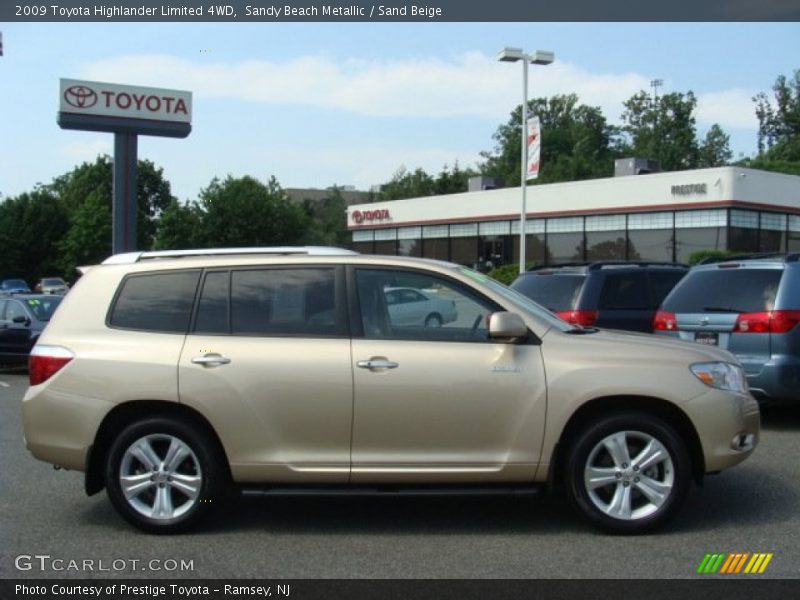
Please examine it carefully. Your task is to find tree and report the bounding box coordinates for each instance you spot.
[433,162,477,195]
[620,91,704,171]
[379,167,436,200]
[302,187,350,247]
[0,189,69,282]
[194,175,308,247]
[481,94,622,186]
[753,69,800,161]
[153,199,204,250]
[49,155,176,272]
[699,124,733,167]
[57,191,111,275]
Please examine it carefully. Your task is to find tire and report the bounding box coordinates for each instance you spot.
[564,412,691,534]
[424,313,443,328]
[105,416,229,534]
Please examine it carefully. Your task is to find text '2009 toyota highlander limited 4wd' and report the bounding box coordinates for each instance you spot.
[23,248,759,534]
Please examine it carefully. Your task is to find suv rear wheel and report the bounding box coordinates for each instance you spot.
[564,412,691,534]
[105,417,228,534]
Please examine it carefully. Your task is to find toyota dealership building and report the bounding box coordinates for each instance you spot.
[346,166,800,267]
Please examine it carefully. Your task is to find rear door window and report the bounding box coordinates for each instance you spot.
[109,270,201,333]
[662,268,782,313]
[193,268,343,337]
[598,272,648,310]
[647,271,686,309]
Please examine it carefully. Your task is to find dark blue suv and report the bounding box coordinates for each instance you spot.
[654,254,800,404]
[511,262,688,333]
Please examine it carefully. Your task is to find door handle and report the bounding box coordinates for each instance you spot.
[357,358,399,370]
[191,353,231,366]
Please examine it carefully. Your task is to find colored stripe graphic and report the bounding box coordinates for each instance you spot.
[698,553,773,575]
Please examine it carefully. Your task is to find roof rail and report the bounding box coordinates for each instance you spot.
[102,246,358,265]
[527,261,687,272]
[527,262,589,271]
[587,261,689,270]
[697,252,797,265]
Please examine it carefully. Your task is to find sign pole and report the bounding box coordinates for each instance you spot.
[113,132,138,254]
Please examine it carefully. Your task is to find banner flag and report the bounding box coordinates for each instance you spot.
[526,116,541,180]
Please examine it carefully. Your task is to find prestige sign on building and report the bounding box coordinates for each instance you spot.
[59,78,192,125]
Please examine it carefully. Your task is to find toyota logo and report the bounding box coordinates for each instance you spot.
[352,210,364,224]
[63,85,98,109]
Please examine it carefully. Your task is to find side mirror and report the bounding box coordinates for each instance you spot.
[488,312,528,342]
[13,315,30,326]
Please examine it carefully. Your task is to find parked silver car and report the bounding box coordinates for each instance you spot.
[384,286,457,328]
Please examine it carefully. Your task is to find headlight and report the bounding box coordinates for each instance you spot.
[690,362,748,393]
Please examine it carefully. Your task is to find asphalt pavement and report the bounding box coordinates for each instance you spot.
[2,369,799,579]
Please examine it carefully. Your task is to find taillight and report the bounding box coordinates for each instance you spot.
[653,310,678,331]
[556,310,598,326]
[29,345,74,386]
[734,310,800,334]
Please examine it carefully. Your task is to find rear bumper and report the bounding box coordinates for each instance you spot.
[746,355,800,404]
[22,384,111,472]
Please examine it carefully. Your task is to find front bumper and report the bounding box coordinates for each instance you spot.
[683,388,760,473]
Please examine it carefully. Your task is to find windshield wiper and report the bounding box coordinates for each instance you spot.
[702,306,744,313]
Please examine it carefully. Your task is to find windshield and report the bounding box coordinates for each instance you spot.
[456,267,572,331]
[42,278,65,286]
[2,279,29,289]
[24,296,62,321]
[511,273,584,311]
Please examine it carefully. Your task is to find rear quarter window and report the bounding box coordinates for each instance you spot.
[109,270,201,333]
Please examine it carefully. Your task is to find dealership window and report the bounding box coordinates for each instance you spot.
[422,225,450,261]
[478,221,511,236]
[546,217,585,264]
[627,212,674,262]
[352,229,374,254]
[451,237,479,267]
[511,219,546,266]
[547,233,585,263]
[627,230,674,262]
[674,210,727,264]
[729,209,759,253]
[759,213,787,253]
[512,235,547,266]
[585,215,627,261]
[675,209,727,229]
[675,228,727,263]
[422,238,449,261]
[450,223,479,267]
[397,226,422,257]
[789,216,800,252]
[373,228,397,256]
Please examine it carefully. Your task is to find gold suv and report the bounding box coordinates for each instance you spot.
[22,248,760,534]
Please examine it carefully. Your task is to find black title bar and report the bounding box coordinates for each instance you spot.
[3,0,800,22]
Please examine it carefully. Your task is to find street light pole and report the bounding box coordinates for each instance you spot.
[498,47,554,274]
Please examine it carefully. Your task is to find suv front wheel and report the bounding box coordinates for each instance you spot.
[105,417,228,533]
[565,412,691,534]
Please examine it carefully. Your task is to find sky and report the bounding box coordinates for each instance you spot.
[1,22,799,202]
